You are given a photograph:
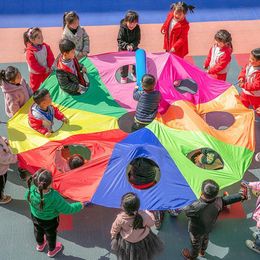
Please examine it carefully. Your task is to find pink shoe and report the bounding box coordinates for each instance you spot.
[36,239,47,252]
[47,242,63,258]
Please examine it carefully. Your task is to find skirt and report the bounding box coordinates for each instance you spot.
[115,231,164,260]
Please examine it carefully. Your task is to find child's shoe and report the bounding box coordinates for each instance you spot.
[130,73,137,82]
[36,238,47,252]
[255,152,260,162]
[246,240,260,254]
[181,248,193,259]
[47,242,63,258]
[199,249,205,257]
[0,195,12,205]
[120,77,127,84]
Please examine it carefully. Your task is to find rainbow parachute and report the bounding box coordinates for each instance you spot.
[8,52,255,210]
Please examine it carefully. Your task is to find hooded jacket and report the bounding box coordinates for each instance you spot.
[1,79,32,118]
[248,182,260,228]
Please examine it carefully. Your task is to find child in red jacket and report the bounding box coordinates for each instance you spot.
[28,89,68,137]
[204,30,233,81]
[161,2,195,58]
[238,48,260,117]
[23,27,55,92]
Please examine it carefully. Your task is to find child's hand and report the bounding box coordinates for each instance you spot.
[81,67,87,74]
[161,29,165,34]
[170,47,175,53]
[134,85,139,89]
[127,45,133,51]
[45,132,52,137]
[62,117,69,124]
[238,78,244,88]
[173,80,181,87]
[203,65,208,70]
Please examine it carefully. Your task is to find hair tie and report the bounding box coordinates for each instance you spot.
[27,28,34,38]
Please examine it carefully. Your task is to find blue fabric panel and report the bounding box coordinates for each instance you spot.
[92,128,196,210]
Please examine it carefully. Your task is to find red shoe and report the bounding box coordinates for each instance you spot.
[182,248,194,259]
[47,242,63,258]
[36,238,47,252]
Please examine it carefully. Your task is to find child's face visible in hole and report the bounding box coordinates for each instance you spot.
[173,10,185,21]
[10,72,22,85]
[126,21,138,30]
[63,49,75,60]
[39,93,52,108]
[215,40,226,48]
[31,31,44,45]
[249,54,260,67]
[68,19,79,30]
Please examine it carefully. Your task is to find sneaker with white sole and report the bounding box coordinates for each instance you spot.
[0,195,12,205]
[120,77,127,84]
[47,242,63,258]
[246,240,260,254]
[130,73,137,81]
[255,152,260,162]
[36,239,47,252]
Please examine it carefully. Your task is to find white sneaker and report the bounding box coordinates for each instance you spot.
[255,152,260,162]
[246,240,260,254]
[0,195,12,205]
[130,73,137,81]
[120,77,127,84]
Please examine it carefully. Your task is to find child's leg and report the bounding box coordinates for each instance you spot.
[239,93,251,108]
[0,173,8,198]
[200,233,209,255]
[31,215,45,245]
[189,232,203,259]
[44,217,59,251]
[120,66,128,79]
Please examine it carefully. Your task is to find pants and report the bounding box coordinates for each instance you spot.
[120,65,136,78]
[30,72,49,92]
[240,92,260,116]
[31,214,59,251]
[209,73,227,81]
[131,121,148,132]
[189,232,209,259]
[0,173,8,199]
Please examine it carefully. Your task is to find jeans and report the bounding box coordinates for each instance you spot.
[31,214,59,251]
[189,232,209,259]
[0,173,7,199]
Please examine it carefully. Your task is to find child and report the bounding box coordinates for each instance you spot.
[62,11,90,60]
[204,30,233,81]
[0,66,32,118]
[56,39,89,95]
[117,10,140,84]
[242,181,260,254]
[0,136,17,204]
[238,48,260,117]
[23,27,55,92]
[110,192,163,260]
[182,179,249,259]
[28,89,68,136]
[26,168,86,257]
[132,74,161,131]
[161,2,195,58]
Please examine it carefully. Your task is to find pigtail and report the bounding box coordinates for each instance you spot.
[133,212,144,229]
[0,70,6,85]
[63,12,68,28]
[27,176,33,203]
[38,183,44,210]
[187,5,195,13]
[23,29,31,47]
[170,2,195,14]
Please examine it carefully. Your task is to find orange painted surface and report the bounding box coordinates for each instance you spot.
[1,20,260,63]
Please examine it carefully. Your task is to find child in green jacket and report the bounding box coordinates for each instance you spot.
[25,168,86,257]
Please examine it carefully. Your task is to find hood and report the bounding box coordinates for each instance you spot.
[1,79,26,93]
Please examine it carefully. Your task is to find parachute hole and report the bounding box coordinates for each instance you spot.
[118,111,136,133]
[126,157,160,190]
[116,64,136,84]
[173,79,198,94]
[187,148,224,170]
[203,111,235,130]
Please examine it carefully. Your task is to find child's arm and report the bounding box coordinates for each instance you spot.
[26,50,48,74]
[110,215,122,239]
[144,210,156,227]
[207,51,231,75]
[82,28,90,54]
[161,12,171,34]
[204,47,212,69]
[222,193,244,207]
[242,72,260,91]
[56,70,80,93]
[53,106,68,124]
[45,43,55,69]
[172,23,189,53]
[0,142,17,165]
[29,116,49,135]
[7,95,22,117]
[117,27,128,50]
[133,87,142,101]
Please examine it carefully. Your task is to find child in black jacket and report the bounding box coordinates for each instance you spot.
[182,179,249,259]
[117,10,141,84]
[56,39,89,95]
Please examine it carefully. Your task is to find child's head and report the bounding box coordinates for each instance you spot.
[124,10,139,30]
[68,154,85,170]
[170,2,195,21]
[214,30,232,49]
[121,192,144,229]
[0,66,21,85]
[249,48,260,67]
[33,89,52,107]
[63,11,79,29]
[27,168,52,210]
[141,74,156,91]
[59,39,76,60]
[23,27,43,46]
[201,179,219,201]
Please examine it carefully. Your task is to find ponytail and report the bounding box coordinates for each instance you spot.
[0,70,5,84]
[38,183,44,210]
[133,212,144,229]
[27,176,33,203]
[170,2,195,14]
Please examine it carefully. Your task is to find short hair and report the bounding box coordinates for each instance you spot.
[251,48,260,61]
[59,39,76,53]
[124,10,139,23]
[201,179,219,200]
[141,74,156,90]
[68,154,85,170]
[33,89,50,105]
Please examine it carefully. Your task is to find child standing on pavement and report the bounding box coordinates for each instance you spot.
[26,168,86,257]
[23,27,55,92]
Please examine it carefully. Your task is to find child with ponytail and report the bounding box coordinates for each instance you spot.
[0,66,32,118]
[26,168,86,257]
[161,2,195,58]
[23,27,55,92]
[110,192,163,260]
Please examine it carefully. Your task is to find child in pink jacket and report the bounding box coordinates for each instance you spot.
[0,66,32,118]
[243,181,260,254]
[0,136,17,204]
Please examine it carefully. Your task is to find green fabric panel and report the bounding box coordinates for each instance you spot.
[41,57,127,118]
[147,121,253,197]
